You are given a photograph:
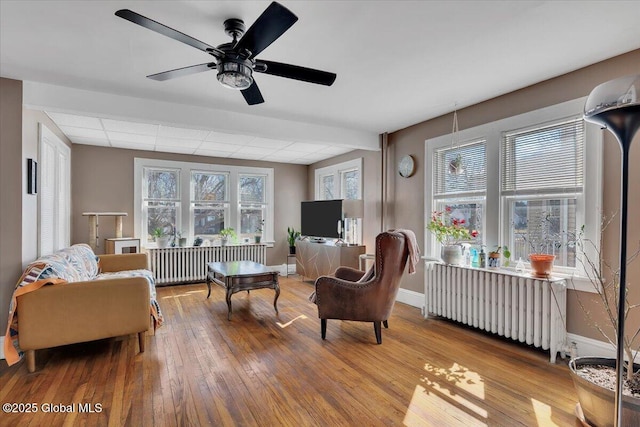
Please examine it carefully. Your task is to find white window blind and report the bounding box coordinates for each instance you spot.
[501,118,584,195]
[433,140,486,198]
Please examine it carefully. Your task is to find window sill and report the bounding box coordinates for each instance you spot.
[422,257,597,292]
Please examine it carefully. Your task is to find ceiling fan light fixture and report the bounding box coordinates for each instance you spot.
[217,61,253,90]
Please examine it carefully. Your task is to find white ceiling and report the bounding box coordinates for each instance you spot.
[2,1,640,164]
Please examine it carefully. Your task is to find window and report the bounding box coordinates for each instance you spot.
[144,168,180,242]
[39,123,71,255]
[239,174,267,235]
[315,158,362,200]
[425,97,602,287]
[135,159,274,246]
[501,118,585,268]
[432,140,487,243]
[191,171,227,240]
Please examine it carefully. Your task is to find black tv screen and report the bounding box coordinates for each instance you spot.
[301,200,342,239]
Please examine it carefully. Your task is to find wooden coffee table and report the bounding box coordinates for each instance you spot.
[206,261,280,320]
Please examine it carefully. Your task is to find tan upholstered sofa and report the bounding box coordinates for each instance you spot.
[4,244,162,372]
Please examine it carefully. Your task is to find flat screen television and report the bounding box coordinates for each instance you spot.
[301,200,342,239]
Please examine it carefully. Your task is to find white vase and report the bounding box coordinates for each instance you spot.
[156,236,170,248]
[441,244,464,265]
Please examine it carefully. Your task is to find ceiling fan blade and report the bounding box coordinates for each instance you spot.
[147,63,216,81]
[256,60,336,86]
[234,2,298,58]
[241,81,265,105]
[115,9,225,58]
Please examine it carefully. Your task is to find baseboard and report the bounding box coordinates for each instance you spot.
[567,333,616,358]
[0,336,5,360]
[396,289,424,309]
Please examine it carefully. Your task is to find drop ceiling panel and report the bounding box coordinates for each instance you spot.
[156,136,202,148]
[102,118,158,135]
[47,112,102,129]
[157,125,210,140]
[106,131,156,145]
[59,126,107,139]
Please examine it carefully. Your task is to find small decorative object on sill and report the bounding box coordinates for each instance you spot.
[479,246,486,268]
[255,219,264,244]
[529,254,555,277]
[219,227,236,246]
[193,236,203,247]
[488,245,511,268]
[515,257,526,274]
[178,237,187,247]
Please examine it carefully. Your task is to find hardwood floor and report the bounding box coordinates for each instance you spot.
[1,277,583,426]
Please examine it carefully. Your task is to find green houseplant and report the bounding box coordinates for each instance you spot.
[153,227,170,248]
[427,207,478,265]
[255,220,264,244]
[287,227,300,255]
[219,228,236,246]
[488,245,511,268]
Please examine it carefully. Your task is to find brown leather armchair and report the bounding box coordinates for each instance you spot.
[313,231,410,344]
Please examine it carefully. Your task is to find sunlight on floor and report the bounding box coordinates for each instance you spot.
[403,362,488,426]
[161,289,205,299]
[277,314,307,328]
[531,398,560,426]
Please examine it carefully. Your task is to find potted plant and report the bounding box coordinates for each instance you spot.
[153,227,170,248]
[219,228,236,246]
[427,207,478,265]
[448,153,465,175]
[568,220,640,426]
[255,220,264,244]
[516,211,570,277]
[287,227,300,255]
[488,245,511,268]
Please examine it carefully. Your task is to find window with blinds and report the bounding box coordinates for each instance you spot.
[501,117,585,268]
[502,118,584,195]
[432,140,487,241]
[433,140,487,198]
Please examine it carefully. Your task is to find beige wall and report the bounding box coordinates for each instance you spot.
[71,144,307,266]
[0,78,23,333]
[386,49,640,341]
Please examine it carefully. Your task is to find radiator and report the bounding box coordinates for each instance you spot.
[425,263,567,363]
[147,245,267,285]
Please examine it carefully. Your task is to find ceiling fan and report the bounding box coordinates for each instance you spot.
[115,1,336,105]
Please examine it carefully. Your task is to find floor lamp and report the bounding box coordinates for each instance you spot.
[584,74,640,426]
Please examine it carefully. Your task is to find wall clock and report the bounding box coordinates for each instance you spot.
[398,155,415,178]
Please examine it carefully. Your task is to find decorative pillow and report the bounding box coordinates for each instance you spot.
[58,244,99,280]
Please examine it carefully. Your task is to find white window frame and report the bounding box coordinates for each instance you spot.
[426,139,488,257]
[38,123,71,256]
[425,98,603,292]
[134,158,274,247]
[314,158,362,200]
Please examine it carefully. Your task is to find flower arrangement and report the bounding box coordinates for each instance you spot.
[427,207,478,245]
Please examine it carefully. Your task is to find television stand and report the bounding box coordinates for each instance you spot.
[295,240,365,281]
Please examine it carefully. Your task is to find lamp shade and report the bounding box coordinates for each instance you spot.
[342,199,364,218]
